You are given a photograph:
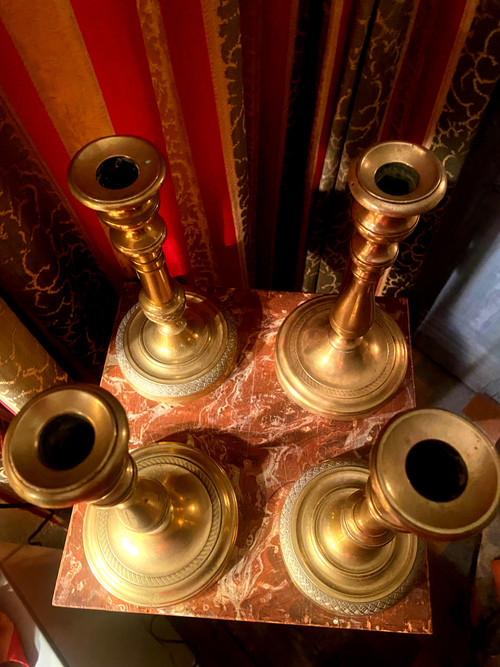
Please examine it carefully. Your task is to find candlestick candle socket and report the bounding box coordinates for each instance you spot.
[280,408,500,615]
[275,141,447,418]
[3,385,238,607]
[68,136,238,402]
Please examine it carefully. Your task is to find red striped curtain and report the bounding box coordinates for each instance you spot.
[0,0,251,289]
[0,0,498,386]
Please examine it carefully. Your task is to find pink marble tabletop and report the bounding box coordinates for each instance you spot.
[53,285,431,634]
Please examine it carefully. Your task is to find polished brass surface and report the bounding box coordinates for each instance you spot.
[68,136,237,401]
[275,142,447,418]
[280,409,500,615]
[84,442,238,606]
[369,409,500,539]
[4,385,238,607]
[275,296,407,418]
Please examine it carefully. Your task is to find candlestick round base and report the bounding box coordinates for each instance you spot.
[280,459,422,616]
[116,292,238,401]
[84,442,238,607]
[275,295,407,419]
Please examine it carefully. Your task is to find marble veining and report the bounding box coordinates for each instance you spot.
[53,285,431,634]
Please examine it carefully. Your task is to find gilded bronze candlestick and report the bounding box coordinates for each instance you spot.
[68,136,237,401]
[275,142,447,418]
[3,385,238,607]
[280,409,500,615]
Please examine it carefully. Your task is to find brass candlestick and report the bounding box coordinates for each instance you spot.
[68,136,237,401]
[280,409,500,615]
[276,142,447,418]
[3,385,238,607]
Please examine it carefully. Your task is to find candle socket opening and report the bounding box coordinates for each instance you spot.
[375,161,420,195]
[96,156,139,190]
[405,439,468,502]
[38,414,95,471]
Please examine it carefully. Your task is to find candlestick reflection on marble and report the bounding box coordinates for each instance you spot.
[280,408,500,615]
[68,136,237,402]
[275,141,446,419]
[3,384,238,607]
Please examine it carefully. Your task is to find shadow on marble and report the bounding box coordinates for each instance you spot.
[161,427,269,571]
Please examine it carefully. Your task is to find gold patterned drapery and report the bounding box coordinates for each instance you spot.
[301,0,500,296]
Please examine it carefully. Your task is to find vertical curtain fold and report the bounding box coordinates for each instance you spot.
[201,0,251,287]
[252,0,301,288]
[303,0,420,293]
[381,0,500,295]
[271,0,326,290]
[301,0,500,298]
[137,0,218,286]
[0,87,117,379]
